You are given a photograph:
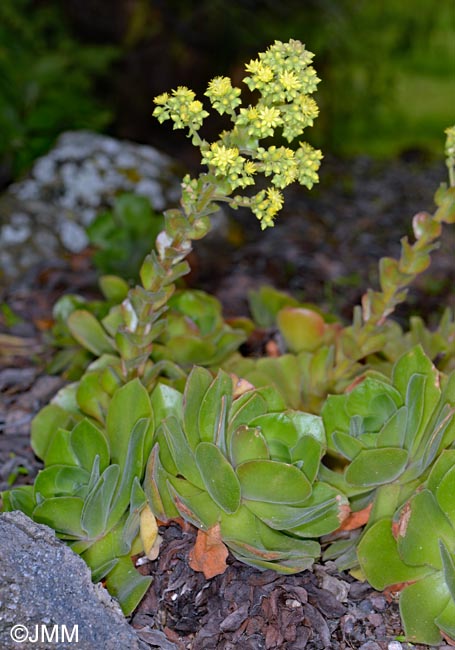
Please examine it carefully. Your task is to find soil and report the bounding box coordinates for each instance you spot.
[1,154,454,649]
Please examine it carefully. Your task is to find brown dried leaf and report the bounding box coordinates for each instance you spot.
[337,503,372,531]
[189,523,229,579]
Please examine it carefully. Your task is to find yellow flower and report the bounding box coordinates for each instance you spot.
[257,106,282,129]
[251,187,284,228]
[172,86,196,102]
[154,92,169,105]
[206,76,233,97]
[244,60,274,94]
[189,100,205,115]
[279,70,301,93]
[243,160,257,176]
[202,142,244,176]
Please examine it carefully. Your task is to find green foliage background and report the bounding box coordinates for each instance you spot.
[0,0,117,180]
[1,0,453,179]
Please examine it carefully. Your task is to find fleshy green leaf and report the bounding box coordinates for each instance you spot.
[322,394,351,444]
[143,445,179,521]
[397,490,455,569]
[181,366,213,448]
[104,554,152,615]
[228,391,268,434]
[435,592,455,640]
[161,416,204,489]
[33,465,90,499]
[290,435,323,484]
[332,430,367,460]
[236,459,311,505]
[345,447,409,487]
[288,482,348,537]
[1,486,35,516]
[150,382,183,424]
[99,275,129,302]
[357,519,432,590]
[376,406,408,448]
[44,428,80,467]
[392,345,439,403]
[81,464,120,538]
[400,572,450,645]
[106,379,153,469]
[249,413,299,449]
[167,481,220,529]
[198,370,233,444]
[31,404,74,461]
[229,425,269,466]
[256,355,302,410]
[435,462,455,525]
[427,449,455,494]
[287,411,325,446]
[345,377,402,420]
[70,419,110,473]
[68,309,115,355]
[106,418,149,529]
[195,442,241,514]
[33,496,85,537]
[76,372,110,423]
[440,540,455,602]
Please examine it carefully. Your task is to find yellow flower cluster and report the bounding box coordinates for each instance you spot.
[201,142,256,190]
[295,143,323,189]
[250,187,284,229]
[205,76,242,115]
[282,96,319,141]
[244,40,319,103]
[235,105,282,138]
[256,146,297,188]
[152,39,323,229]
[153,86,209,131]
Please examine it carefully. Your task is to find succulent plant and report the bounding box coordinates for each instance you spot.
[357,450,455,645]
[2,379,156,615]
[320,345,455,508]
[150,289,246,367]
[145,366,348,572]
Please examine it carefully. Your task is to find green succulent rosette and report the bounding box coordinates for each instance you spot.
[357,450,455,645]
[145,367,348,572]
[3,379,156,615]
[320,345,455,508]
[150,289,246,368]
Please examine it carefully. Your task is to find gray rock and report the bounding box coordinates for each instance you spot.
[0,511,142,650]
[0,131,181,285]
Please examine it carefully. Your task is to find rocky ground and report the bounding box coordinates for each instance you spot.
[1,150,454,649]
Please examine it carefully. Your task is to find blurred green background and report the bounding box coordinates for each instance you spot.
[1,0,453,185]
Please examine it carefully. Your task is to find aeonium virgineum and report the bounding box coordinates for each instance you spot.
[47,38,323,392]
[2,366,348,612]
[320,345,455,511]
[145,366,348,573]
[357,450,455,645]
[2,379,157,615]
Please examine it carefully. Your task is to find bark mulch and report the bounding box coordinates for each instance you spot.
[131,521,434,650]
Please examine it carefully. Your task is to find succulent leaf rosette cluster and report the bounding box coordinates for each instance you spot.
[320,345,455,644]
[146,367,348,572]
[320,345,455,503]
[3,379,157,615]
[358,450,455,644]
